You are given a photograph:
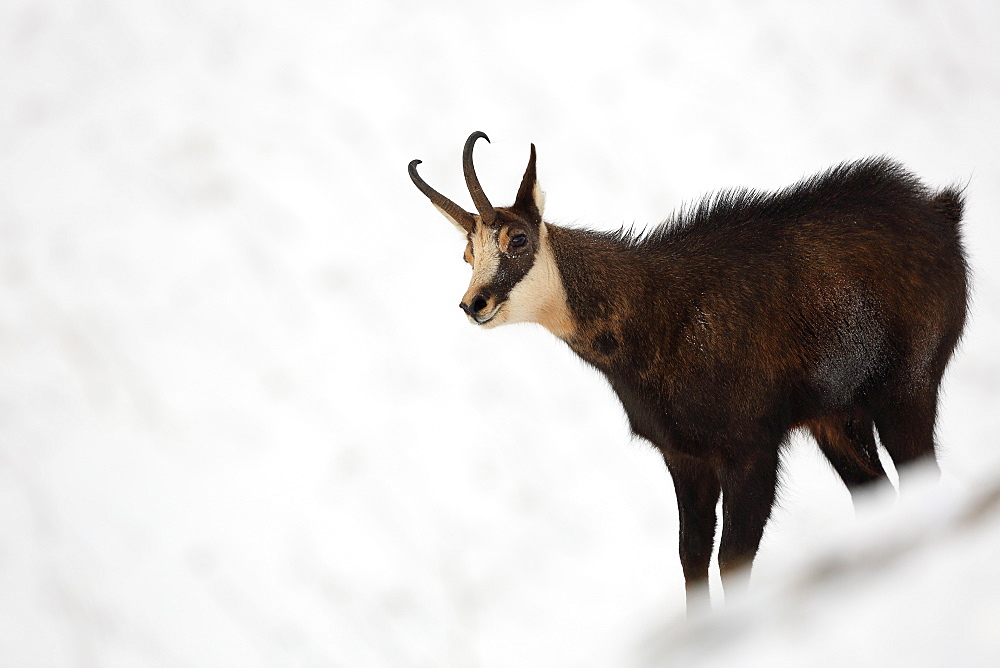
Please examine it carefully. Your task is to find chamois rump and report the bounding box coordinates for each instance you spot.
[409,132,969,610]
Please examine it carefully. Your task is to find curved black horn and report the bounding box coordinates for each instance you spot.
[463,131,497,225]
[408,159,476,233]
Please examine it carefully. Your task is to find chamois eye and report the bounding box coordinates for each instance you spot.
[510,234,528,249]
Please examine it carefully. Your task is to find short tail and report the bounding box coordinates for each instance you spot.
[933,187,965,228]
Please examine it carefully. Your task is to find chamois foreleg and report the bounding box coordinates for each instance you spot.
[716,440,781,595]
[662,449,720,612]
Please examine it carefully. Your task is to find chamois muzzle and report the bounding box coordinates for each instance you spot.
[459,292,498,324]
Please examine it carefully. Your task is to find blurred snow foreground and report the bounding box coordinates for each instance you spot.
[639,466,1000,666]
[2,0,1000,666]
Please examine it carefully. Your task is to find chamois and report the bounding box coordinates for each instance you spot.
[409,132,969,610]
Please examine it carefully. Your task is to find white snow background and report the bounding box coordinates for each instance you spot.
[2,1,999,666]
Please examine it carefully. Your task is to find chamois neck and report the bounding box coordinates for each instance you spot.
[545,224,648,348]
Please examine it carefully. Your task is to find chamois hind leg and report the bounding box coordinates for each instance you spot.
[661,449,720,614]
[716,440,781,598]
[872,386,941,484]
[871,336,957,485]
[809,412,887,498]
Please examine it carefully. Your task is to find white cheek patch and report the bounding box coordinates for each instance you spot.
[502,222,573,337]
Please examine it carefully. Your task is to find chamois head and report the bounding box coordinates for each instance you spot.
[410,132,567,333]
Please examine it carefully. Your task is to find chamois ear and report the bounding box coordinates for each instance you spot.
[512,143,545,220]
[432,203,477,236]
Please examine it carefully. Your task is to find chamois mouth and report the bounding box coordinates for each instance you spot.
[473,303,503,326]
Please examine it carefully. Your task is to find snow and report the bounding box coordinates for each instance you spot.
[641,466,1000,666]
[1,1,999,665]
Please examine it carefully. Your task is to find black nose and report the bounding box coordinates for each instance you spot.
[460,294,490,315]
